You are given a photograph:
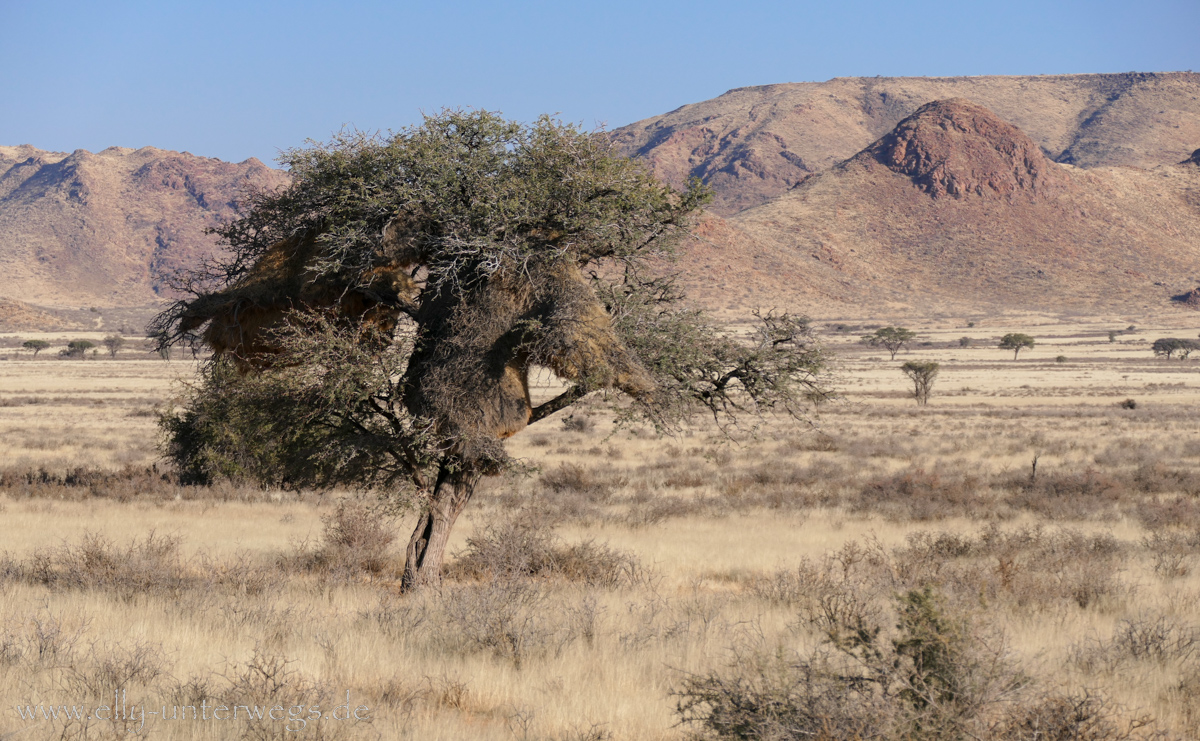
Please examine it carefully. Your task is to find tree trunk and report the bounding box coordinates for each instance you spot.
[402,465,480,590]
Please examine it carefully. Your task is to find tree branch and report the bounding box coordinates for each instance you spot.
[529,385,587,425]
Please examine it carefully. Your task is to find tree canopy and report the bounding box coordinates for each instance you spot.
[900,361,939,406]
[861,327,916,360]
[998,333,1035,360]
[1151,337,1200,360]
[153,110,830,588]
[22,339,49,357]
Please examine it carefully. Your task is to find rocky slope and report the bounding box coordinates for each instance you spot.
[614,72,1200,215]
[677,99,1200,316]
[0,144,288,309]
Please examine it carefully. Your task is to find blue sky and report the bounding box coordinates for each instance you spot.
[1,0,1196,165]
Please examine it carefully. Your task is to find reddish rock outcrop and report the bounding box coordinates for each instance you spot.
[853,99,1070,200]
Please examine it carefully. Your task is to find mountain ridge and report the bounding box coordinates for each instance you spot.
[614,72,1200,215]
[0,144,288,309]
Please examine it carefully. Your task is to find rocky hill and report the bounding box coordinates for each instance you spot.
[672,99,1200,316]
[0,144,288,310]
[4,73,1200,323]
[614,72,1200,215]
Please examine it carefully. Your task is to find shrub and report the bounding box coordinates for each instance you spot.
[447,514,643,588]
[318,499,396,574]
[561,414,596,433]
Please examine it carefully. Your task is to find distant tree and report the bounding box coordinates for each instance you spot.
[958,337,972,348]
[998,333,1035,360]
[901,361,940,406]
[22,339,50,357]
[61,339,95,359]
[1151,338,1200,360]
[1107,331,1117,343]
[102,334,125,358]
[861,327,917,360]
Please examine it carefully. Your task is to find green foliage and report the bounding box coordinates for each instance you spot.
[21,339,49,357]
[195,110,708,304]
[998,333,1035,360]
[675,588,1035,740]
[157,109,830,486]
[61,340,95,359]
[861,326,917,360]
[1151,337,1199,360]
[161,317,437,494]
[900,361,939,406]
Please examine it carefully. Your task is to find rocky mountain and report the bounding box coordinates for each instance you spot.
[614,72,1200,215]
[671,99,1200,316]
[4,73,1200,323]
[0,144,288,309]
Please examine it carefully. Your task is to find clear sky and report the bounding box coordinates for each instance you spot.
[1,0,1196,166]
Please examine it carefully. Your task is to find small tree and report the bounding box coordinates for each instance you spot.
[22,339,50,357]
[62,339,95,359]
[861,327,917,360]
[998,333,1035,360]
[901,361,939,406]
[1151,338,1200,360]
[102,334,126,358]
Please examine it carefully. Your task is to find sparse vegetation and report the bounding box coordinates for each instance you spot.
[6,322,1200,739]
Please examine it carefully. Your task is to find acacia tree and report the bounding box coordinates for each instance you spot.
[153,111,830,589]
[102,334,125,358]
[1152,338,1199,360]
[998,333,1035,360]
[22,339,49,357]
[62,339,95,359]
[861,327,917,360]
[900,361,939,406]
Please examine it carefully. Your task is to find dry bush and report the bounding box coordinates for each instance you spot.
[447,514,645,588]
[65,638,167,697]
[438,580,601,667]
[1070,616,1200,674]
[0,609,87,669]
[318,499,396,574]
[26,531,190,601]
[0,464,286,503]
[680,585,1167,741]
[364,580,604,668]
[1135,499,1200,532]
[220,647,362,740]
[896,526,1128,610]
[540,463,623,503]
[855,469,984,521]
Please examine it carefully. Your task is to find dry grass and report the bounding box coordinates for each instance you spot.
[4,320,1200,738]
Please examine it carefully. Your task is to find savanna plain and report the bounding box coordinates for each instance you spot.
[4,316,1200,740]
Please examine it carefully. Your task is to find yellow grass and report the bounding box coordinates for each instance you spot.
[2,320,1200,739]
